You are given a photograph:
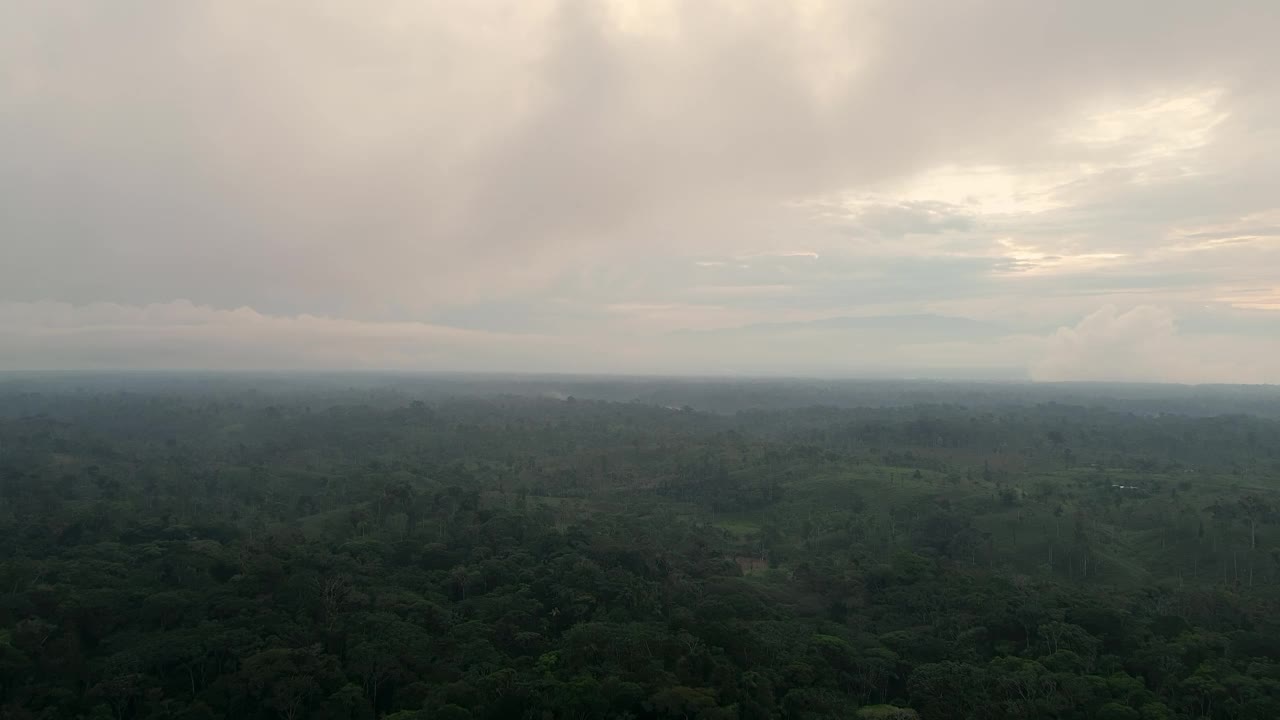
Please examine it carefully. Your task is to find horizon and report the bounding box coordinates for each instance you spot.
[6,368,1280,392]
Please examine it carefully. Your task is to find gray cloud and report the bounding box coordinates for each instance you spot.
[2,1,1279,380]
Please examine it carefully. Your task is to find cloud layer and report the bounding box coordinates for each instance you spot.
[5,300,1278,384]
[2,1,1279,381]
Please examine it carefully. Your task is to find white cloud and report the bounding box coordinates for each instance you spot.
[1065,89,1229,166]
[1030,305,1280,384]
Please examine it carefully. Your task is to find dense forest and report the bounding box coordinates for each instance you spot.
[2,374,1279,720]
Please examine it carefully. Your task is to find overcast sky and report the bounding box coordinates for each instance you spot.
[3,1,1280,382]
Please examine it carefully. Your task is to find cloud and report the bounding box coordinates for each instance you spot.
[1030,305,1280,384]
[3,3,1274,300]
[1,1,1279,379]
[822,200,976,239]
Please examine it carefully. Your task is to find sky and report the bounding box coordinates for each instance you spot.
[3,1,1280,382]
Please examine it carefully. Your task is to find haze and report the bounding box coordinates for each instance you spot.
[3,1,1279,382]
